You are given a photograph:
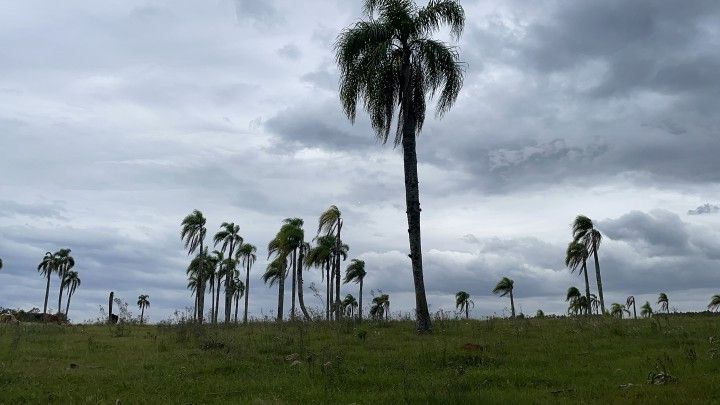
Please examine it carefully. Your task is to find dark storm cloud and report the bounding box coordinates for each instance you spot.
[688,204,720,216]
[600,210,691,256]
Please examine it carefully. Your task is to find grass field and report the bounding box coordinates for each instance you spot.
[1,315,719,403]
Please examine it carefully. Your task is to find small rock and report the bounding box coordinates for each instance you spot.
[285,353,300,362]
[290,360,301,367]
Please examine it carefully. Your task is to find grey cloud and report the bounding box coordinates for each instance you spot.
[688,203,720,216]
[601,210,691,256]
[277,43,301,60]
[234,0,283,26]
[0,200,66,219]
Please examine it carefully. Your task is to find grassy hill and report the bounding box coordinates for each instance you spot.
[1,315,719,403]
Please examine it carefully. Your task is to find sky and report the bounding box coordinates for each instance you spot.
[1,0,719,323]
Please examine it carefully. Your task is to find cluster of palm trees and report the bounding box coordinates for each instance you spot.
[181,206,373,323]
[564,215,606,315]
[181,210,255,325]
[35,249,81,317]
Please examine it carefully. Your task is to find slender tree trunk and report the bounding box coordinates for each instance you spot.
[43,273,51,314]
[400,68,431,332]
[57,273,64,315]
[277,268,285,321]
[234,293,239,323]
[244,261,250,324]
[465,304,469,319]
[633,302,637,319]
[510,290,516,318]
[210,280,215,324]
[215,275,221,323]
[582,260,591,316]
[326,260,331,321]
[358,280,363,322]
[291,249,297,320]
[224,242,234,323]
[335,221,342,320]
[592,248,605,314]
[193,295,197,321]
[141,307,145,324]
[65,292,72,319]
[297,248,311,320]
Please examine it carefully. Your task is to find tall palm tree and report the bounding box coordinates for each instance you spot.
[263,257,287,321]
[181,210,207,323]
[626,296,637,319]
[342,294,358,318]
[214,222,243,323]
[237,243,257,324]
[63,271,81,319]
[318,206,344,320]
[708,294,720,312]
[55,249,74,315]
[370,293,390,320]
[137,294,150,324]
[274,218,306,320]
[336,0,465,332]
[657,293,669,314]
[37,252,56,314]
[565,242,591,315]
[573,215,605,314]
[455,291,473,319]
[344,259,367,321]
[209,251,230,324]
[641,301,653,318]
[232,275,245,323]
[610,303,628,319]
[305,234,337,320]
[492,277,516,318]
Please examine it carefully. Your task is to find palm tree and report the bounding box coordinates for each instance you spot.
[344,259,367,321]
[370,293,390,320]
[626,296,637,319]
[590,294,600,315]
[181,210,207,323]
[455,291,473,319]
[231,275,245,323]
[273,218,307,320]
[262,257,287,321]
[137,294,150,324]
[573,215,605,314]
[641,301,653,318]
[55,249,74,315]
[568,296,589,315]
[62,271,81,319]
[657,293,669,314]
[336,0,465,332]
[566,286,582,315]
[209,251,231,323]
[708,294,720,312]
[305,234,337,320]
[342,294,358,318]
[37,252,56,314]
[610,303,629,319]
[492,277,516,318]
[318,206,345,320]
[237,243,257,324]
[565,242,591,315]
[214,222,243,323]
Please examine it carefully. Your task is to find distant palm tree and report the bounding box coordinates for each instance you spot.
[535,309,545,318]
[55,249,74,315]
[626,296,637,319]
[187,247,212,322]
[342,294,358,318]
[232,276,245,323]
[318,206,344,320]
[370,294,390,321]
[181,210,207,323]
[708,294,720,312]
[272,218,306,320]
[610,303,629,319]
[641,301,653,318]
[38,252,56,314]
[492,277,516,318]
[573,215,605,314]
[344,259,367,321]
[657,293,669,314]
[455,291,473,319]
[263,257,287,321]
[566,242,591,315]
[569,296,589,315]
[305,234,337,320]
[590,294,600,315]
[336,0,465,332]
[237,243,257,324]
[214,222,243,323]
[62,271,81,318]
[137,294,150,324]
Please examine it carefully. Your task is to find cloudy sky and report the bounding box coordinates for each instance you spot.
[1,0,719,323]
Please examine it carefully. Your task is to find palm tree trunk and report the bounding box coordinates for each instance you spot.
[326,260,331,321]
[197,241,205,324]
[592,249,605,314]
[141,307,145,324]
[210,280,215,324]
[582,260,591,316]
[277,269,285,321]
[193,295,197,321]
[224,243,234,324]
[65,291,72,319]
[234,293,239,323]
[57,273,64,315]
[335,221,342,320]
[297,248,311,321]
[358,280,363,322]
[633,302,637,319]
[215,275,221,323]
[243,261,250,324]
[329,259,335,320]
[290,249,297,320]
[43,273,51,314]
[510,290,516,318]
[465,304,469,319]
[400,71,431,332]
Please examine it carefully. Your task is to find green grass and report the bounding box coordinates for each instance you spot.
[1,315,719,403]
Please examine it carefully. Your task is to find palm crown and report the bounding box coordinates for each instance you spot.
[657,293,669,313]
[180,210,207,255]
[709,294,720,311]
[492,277,514,297]
[137,294,150,309]
[344,259,366,284]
